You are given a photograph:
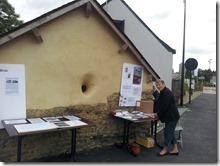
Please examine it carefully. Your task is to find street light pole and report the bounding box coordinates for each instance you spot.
[180,0,186,106]
[208,58,212,70]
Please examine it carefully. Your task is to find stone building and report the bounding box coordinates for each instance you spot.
[0,0,161,161]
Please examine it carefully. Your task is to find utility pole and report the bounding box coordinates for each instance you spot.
[180,0,186,106]
[208,58,212,70]
[208,58,212,83]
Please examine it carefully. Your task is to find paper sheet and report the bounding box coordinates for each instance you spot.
[64,115,81,121]
[4,119,27,125]
[27,118,45,124]
[65,120,88,127]
[14,122,57,133]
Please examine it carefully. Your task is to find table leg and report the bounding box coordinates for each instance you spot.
[17,136,23,162]
[115,121,130,148]
[154,120,163,149]
[66,128,77,161]
[122,121,127,145]
[150,121,154,135]
[125,121,130,145]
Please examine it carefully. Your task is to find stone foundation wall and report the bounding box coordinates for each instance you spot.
[0,91,153,162]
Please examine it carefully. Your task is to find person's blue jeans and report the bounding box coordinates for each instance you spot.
[164,119,179,146]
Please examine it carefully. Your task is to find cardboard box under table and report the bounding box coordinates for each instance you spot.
[136,134,155,148]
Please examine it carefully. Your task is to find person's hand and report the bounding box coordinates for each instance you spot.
[151,113,158,118]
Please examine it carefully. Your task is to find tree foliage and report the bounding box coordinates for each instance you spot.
[185,68,216,82]
[0,0,23,34]
[198,69,216,82]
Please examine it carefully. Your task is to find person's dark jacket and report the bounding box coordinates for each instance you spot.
[153,90,160,113]
[157,87,180,123]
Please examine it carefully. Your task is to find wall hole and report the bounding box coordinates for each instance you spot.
[81,73,95,95]
[81,84,87,93]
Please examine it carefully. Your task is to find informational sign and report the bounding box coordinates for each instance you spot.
[0,64,26,129]
[187,79,195,89]
[119,63,143,106]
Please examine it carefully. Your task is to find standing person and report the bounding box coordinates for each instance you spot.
[155,79,180,156]
[153,82,160,113]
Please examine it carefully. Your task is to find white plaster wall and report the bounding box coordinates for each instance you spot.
[103,0,174,89]
[0,7,152,109]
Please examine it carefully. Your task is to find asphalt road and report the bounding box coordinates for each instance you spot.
[37,87,217,163]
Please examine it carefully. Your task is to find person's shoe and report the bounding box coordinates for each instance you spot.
[169,152,179,155]
[157,152,168,157]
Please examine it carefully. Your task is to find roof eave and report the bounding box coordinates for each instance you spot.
[0,0,90,46]
[102,0,176,55]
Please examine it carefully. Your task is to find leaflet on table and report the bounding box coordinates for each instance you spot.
[114,111,137,120]
[52,120,87,128]
[4,119,27,125]
[63,115,81,121]
[27,118,45,124]
[14,120,88,133]
[42,116,81,122]
[14,122,58,133]
[53,121,70,128]
[114,110,155,120]
[42,117,61,122]
[65,120,88,126]
[114,110,129,116]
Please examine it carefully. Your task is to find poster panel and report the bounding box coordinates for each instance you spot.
[0,64,26,129]
[119,63,143,106]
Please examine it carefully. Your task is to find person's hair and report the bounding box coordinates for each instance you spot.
[155,79,165,85]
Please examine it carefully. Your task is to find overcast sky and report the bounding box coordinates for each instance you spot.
[7,0,217,72]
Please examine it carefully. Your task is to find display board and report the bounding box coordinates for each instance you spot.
[119,63,143,106]
[0,64,26,129]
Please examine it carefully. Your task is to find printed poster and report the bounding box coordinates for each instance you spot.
[119,63,144,106]
[0,64,26,129]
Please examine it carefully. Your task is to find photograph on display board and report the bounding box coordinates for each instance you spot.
[132,66,142,85]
